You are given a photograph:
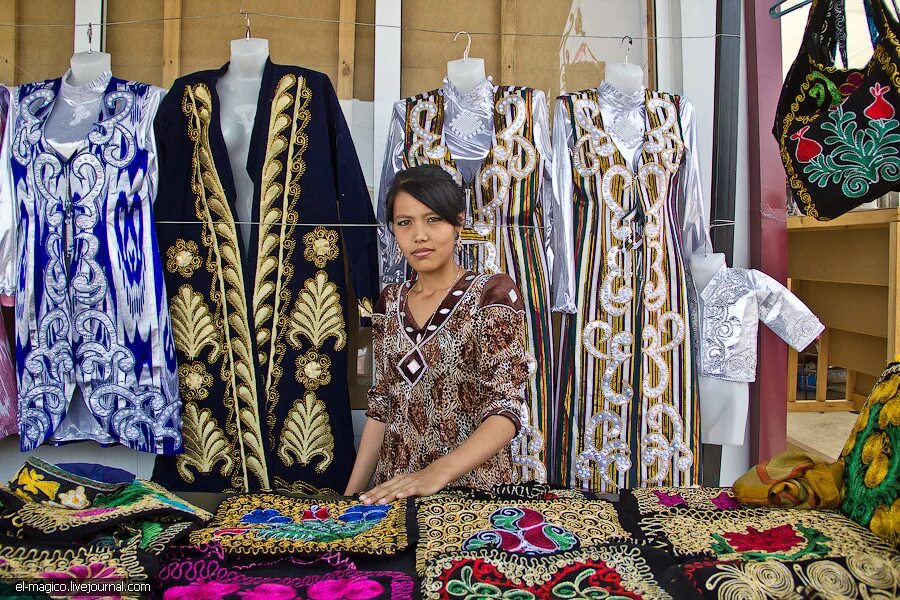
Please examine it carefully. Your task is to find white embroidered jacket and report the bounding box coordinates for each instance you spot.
[699,267,824,382]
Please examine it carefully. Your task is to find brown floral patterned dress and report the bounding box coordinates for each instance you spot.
[367,271,529,489]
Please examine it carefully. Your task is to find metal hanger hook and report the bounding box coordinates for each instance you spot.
[621,35,633,64]
[453,31,472,60]
[244,11,251,40]
[87,22,93,53]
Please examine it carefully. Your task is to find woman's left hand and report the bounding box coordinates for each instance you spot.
[358,466,451,505]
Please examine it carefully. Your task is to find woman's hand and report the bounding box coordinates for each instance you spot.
[359,464,452,505]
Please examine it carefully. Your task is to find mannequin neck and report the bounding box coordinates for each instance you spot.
[68,52,112,86]
[604,62,644,96]
[690,252,727,292]
[226,38,269,80]
[446,57,486,95]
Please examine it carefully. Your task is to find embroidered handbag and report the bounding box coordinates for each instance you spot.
[774,0,900,220]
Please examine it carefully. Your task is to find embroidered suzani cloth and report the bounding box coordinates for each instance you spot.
[0,479,209,542]
[415,498,630,573]
[619,487,741,518]
[368,272,530,489]
[421,542,681,600]
[639,506,897,563]
[552,82,710,491]
[158,553,414,600]
[0,72,181,453]
[698,266,823,382]
[841,360,900,546]
[7,456,131,507]
[0,533,155,587]
[188,494,410,556]
[151,60,379,493]
[679,552,900,600]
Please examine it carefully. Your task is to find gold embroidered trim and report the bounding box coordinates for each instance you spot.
[182,83,268,490]
[415,499,630,574]
[0,535,147,580]
[5,481,210,534]
[278,392,335,471]
[177,402,235,483]
[272,477,339,496]
[287,270,347,351]
[166,239,202,277]
[421,544,672,599]
[254,74,312,439]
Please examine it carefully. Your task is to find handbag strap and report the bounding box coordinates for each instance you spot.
[804,0,893,67]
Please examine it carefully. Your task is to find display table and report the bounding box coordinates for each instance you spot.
[786,207,900,412]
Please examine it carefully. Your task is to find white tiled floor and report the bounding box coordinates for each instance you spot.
[786,411,859,462]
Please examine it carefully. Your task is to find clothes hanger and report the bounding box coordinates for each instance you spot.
[622,35,632,63]
[769,0,813,19]
[453,31,472,60]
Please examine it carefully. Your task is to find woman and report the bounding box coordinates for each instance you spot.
[344,164,530,504]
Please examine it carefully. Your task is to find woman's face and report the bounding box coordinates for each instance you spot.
[392,191,461,275]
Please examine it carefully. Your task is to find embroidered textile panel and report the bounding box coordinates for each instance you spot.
[7,457,131,508]
[619,487,741,518]
[0,534,154,583]
[435,482,594,502]
[415,498,630,573]
[0,480,210,542]
[188,495,410,556]
[639,506,897,563]
[679,552,900,600]
[840,360,900,546]
[421,543,681,600]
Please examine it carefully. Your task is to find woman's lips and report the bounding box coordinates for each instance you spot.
[411,248,434,259]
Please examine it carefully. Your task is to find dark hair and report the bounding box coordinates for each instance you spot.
[386,164,465,227]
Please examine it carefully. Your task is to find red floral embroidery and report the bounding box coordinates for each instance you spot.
[723,524,803,553]
[710,492,740,510]
[839,72,864,95]
[865,83,895,120]
[302,505,330,521]
[791,125,823,163]
[440,558,641,599]
[653,490,687,507]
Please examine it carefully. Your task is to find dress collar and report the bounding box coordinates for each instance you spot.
[598,81,646,112]
[60,69,112,101]
[442,76,494,107]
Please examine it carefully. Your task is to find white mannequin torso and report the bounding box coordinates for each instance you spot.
[69,51,112,87]
[690,251,750,486]
[604,62,644,96]
[446,57,486,95]
[217,38,269,252]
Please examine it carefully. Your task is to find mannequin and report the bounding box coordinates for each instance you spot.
[217,36,269,251]
[691,253,751,485]
[690,252,751,485]
[446,32,486,95]
[68,51,112,87]
[604,37,643,95]
[604,61,644,95]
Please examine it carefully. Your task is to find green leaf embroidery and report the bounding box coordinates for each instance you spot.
[804,107,900,197]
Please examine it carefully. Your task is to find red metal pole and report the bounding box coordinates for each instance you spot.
[744,1,788,464]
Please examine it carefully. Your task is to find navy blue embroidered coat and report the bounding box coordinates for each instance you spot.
[151,61,379,492]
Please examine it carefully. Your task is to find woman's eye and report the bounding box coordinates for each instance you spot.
[396,219,410,227]
[428,216,443,223]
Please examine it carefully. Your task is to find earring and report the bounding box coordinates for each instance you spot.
[395,244,403,262]
[455,236,463,256]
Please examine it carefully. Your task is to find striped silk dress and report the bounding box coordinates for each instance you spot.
[552,82,711,491]
[378,77,576,483]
